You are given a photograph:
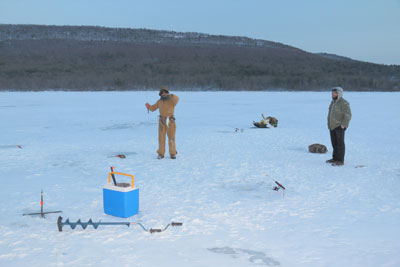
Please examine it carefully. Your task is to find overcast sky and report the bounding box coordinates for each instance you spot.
[1,0,399,65]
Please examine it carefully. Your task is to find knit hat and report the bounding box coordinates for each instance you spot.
[159,85,169,96]
[332,87,343,99]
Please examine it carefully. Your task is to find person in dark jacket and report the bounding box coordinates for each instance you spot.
[326,87,352,166]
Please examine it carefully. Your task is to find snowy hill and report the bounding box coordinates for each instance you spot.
[1,91,400,266]
[0,24,297,50]
[1,24,399,91]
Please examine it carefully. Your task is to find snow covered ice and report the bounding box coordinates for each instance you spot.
[1,91,400,266]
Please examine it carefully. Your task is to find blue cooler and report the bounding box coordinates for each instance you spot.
[103,172,139,218]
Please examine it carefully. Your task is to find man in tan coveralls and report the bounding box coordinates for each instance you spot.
[145,86,179,159]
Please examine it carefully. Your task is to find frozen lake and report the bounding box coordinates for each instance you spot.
[1,91,400,266]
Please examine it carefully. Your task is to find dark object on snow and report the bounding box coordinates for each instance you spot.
[23,190,62,218]
[57,216,183,233]
[271,179,286,195]
[308,144,328,153]
[262,114,278,127]
[253,114,278,128]
[24,210,62,217]
[274,180,286,190]
[331,161,344,166]
[253,121,269,128]
[116,154,126,158]
[268,118,278,128]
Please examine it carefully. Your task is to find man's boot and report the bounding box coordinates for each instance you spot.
[157,154,164,159]
[326,158,335,163]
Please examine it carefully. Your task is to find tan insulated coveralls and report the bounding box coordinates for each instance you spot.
[148,94,179,156]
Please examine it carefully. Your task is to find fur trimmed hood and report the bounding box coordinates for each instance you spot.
[332,86,343,99]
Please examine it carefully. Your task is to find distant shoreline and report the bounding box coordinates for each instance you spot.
[1,24,399,92]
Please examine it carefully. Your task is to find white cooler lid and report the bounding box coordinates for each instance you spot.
[103,183,137,192]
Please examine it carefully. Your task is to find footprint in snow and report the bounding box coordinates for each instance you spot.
[208,246,280,266]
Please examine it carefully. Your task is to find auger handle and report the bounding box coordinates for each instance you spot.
[108,172,135,188]
[150,228,162,233]
[171,222,183,226]
[57,216,63,232]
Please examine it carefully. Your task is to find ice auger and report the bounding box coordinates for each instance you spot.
[57,216,182,233]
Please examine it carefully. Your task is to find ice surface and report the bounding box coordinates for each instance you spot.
[0,91,399,266]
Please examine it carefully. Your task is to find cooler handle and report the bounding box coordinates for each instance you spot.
[108,172,135,188]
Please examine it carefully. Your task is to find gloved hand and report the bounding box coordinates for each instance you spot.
[145,103,151,109]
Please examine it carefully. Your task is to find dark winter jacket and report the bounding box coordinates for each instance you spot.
[328,88,352,130]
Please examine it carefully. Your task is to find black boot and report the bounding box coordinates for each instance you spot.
[332,161,344,166]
